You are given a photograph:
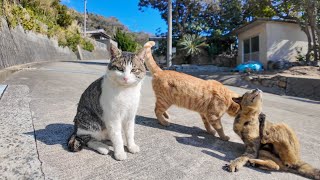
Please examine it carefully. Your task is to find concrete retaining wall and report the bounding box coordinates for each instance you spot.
[0,18,77,70]
[243,74,320,100]
[286,77,320,100]
[77,40,110,60]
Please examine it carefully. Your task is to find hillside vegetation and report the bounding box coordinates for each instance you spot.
[0,0,94,52]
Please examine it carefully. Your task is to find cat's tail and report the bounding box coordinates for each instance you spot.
[287,161,320,180]
[143,41,162,75]
[67,133,84,152]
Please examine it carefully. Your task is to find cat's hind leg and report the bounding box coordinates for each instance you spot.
[87,139,109,155]
[206,114,229,141]
[200,113,216,136]
[248,159,280,170]
[155,100,171,126]
[163,111,170,119]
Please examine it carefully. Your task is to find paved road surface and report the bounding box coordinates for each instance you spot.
[0,60,319,179]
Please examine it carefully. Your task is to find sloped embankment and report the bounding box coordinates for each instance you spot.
[0,18,77,70]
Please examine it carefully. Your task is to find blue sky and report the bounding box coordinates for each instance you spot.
[61,0,167,35]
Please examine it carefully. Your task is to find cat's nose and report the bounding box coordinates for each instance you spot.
[123,77,128,82]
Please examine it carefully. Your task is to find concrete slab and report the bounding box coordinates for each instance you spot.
[1,61,319,179]
[0,85,43,179]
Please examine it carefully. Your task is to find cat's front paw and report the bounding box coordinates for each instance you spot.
[128,144,140,154]
[220,135,230,141]
[114,151,127,161]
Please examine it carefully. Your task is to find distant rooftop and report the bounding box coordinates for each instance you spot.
[232,18,297,35]
[85,29,112,39]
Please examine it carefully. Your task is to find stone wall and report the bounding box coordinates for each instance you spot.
[0,18,77,70]
[77,40,110,60]
[243,74,320,100]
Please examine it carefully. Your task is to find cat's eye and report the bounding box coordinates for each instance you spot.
[116,67,124,71]
[131,69,138,73]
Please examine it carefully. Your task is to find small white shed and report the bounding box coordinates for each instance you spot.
[232,18,308,67]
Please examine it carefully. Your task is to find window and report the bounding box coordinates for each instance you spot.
[243,35,259,62]
[251,36,259,52]
[244,39,250,54]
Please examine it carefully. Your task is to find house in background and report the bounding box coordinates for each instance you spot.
[232,18,308,67]
[86,29,118,48]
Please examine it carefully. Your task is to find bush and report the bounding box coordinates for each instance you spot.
[57,5,73,28]
[114,29,138,52]
[65,32,81,52]
[81,39,94,52]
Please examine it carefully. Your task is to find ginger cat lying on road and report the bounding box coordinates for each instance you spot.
[250,114,320,180]
[225,89,320,179]
[143,41,240,141]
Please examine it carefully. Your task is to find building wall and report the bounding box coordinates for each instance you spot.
[266,22,308,63]
[237,23,268,67]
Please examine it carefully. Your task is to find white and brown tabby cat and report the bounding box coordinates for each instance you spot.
[68,44,148,161]
[143,41,240,141]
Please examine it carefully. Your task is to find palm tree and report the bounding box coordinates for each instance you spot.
[178,34,208,64]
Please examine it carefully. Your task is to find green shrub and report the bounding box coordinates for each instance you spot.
[57,5,73,28]
[65,32,81,51]
[114,29,138,52]
[81,39,94,52]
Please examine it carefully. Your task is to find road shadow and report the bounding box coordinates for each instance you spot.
[24,123,74,150]
[136,115,245,162]
[136,115,271,174]
[63,61,108,66]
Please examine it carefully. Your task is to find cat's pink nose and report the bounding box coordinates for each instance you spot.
[123,77,128,82]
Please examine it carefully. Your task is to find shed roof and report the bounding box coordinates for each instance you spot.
[85,29,112,39]
[232,18,297,35]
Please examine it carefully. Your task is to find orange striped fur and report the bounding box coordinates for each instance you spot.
[143,41,240,141]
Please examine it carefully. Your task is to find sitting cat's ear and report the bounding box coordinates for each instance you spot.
[136,48,147,62]
[110,45,121,60]
[232,96,243,104]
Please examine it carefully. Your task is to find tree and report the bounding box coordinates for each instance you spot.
[177,34,208,63]
[139,0,218,37]
[114,29,138,52]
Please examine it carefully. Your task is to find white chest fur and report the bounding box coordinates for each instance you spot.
[100,76,142,122]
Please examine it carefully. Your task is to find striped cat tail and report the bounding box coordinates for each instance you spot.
[143,41,162,75]
[67,133,84,152]
[288,161,320,180]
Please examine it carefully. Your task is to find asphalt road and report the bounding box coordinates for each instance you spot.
[0,60,319,180]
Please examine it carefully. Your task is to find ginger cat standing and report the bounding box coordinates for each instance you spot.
[143,41,240,141]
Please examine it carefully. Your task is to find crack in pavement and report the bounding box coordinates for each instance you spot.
[28,101,46,180]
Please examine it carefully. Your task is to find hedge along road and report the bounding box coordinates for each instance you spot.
[0,60,319,179]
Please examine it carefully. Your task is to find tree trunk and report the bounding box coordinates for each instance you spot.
[303,26,312,62]
[307,0,319,61]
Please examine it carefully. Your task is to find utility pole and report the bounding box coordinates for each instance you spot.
[84,0,87,37]
[167,0,172,67]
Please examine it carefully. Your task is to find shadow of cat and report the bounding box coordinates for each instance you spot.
[136,115,271,174]
[24,123,74,150]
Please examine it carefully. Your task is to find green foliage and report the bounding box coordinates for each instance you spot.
[2,0,97,53]
[178,34,208,57]
[81,39,95,52]
[139,0,219,37]
[56,4,73,28]
[114,29,138,52]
